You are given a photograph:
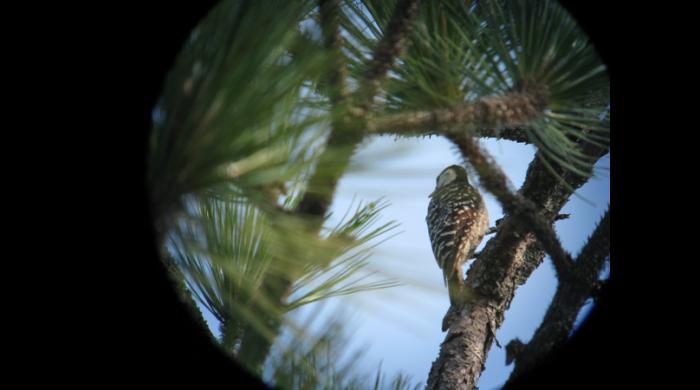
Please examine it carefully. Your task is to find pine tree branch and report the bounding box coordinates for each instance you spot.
[356,0,422,108]
[504,207,610,387]
[447,133,576,281]
[426,141,608,390]
[297,0,422,218]
[365,89,547,136]
[296,0,356,219]
[238,0,424,370]
[237,1,354,369]
[571,208,610,289]
[319,0,347,103]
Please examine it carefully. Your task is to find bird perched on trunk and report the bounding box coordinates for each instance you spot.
[426,165,489,320]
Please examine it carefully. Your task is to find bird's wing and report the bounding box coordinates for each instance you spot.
[427,197,452,270]
[429,207,465,284]
[450,188,489,275]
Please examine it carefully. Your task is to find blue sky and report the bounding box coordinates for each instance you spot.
[196,133,610,389]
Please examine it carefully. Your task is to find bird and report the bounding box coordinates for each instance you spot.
[426,164,489,309]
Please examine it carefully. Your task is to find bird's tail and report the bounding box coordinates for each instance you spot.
[445,266,464,305]
[442,261,462,286]
[442,284,477,331]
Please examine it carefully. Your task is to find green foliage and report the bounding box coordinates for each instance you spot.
[149,0,327,217]
[340,0,609,177]
[167,193,398,354]
[288,199,400,310]
[268,307,421,390]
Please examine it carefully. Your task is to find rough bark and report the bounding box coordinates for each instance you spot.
[426,140,609,390]
[504,207,610,387]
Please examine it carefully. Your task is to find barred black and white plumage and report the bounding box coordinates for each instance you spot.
[426,165,489,304]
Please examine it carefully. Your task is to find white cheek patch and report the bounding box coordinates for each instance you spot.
[437,169,457,188]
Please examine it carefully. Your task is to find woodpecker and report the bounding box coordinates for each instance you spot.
[426,164,489,308]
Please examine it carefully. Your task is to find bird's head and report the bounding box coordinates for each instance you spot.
[435,165,469,189]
